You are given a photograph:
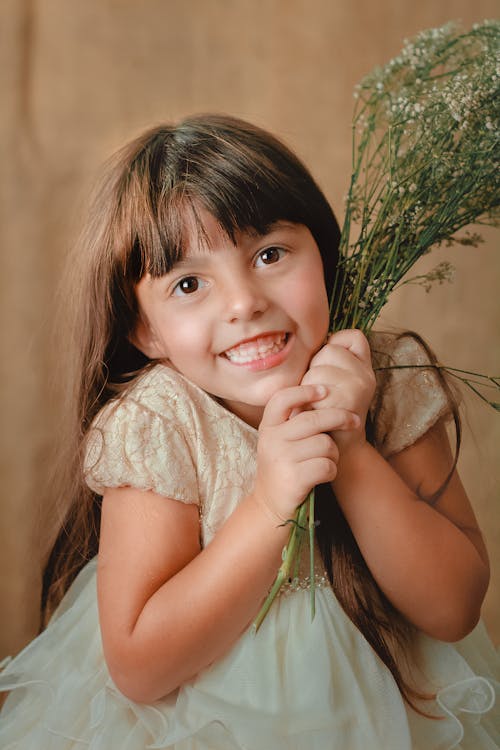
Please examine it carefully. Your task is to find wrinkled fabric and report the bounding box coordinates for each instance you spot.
[1,332,498,748]
[0,559,498,749]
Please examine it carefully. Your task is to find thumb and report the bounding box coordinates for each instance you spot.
[326,329,371,365]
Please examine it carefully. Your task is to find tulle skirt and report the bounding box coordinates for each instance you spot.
[0,558,498,749]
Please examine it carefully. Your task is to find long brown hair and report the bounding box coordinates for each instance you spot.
[42,114,449,708]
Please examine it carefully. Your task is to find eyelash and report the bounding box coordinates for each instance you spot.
[172,246,287,296]
[254,246,287,266]
[172,276,207,296]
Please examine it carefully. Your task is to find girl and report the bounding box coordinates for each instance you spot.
[0,115,498,749]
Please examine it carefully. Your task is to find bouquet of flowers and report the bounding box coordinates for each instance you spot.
[254,19,500,630]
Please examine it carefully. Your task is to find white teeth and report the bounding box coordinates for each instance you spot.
[224,333,287,364]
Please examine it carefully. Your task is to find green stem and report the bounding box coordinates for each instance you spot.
[252,501,308,632]
[308,490,316,620]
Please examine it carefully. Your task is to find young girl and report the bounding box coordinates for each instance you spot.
[0,115,498,749]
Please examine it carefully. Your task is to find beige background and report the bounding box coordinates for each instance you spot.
[1,0,498,660]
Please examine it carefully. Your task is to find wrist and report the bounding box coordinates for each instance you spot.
[249,491,290,528]
[333,438,373,483]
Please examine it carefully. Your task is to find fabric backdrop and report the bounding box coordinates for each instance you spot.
[1,0,498,659]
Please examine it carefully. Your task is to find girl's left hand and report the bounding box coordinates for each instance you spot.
[301,329,376,454]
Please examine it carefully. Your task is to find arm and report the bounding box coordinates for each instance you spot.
[332,423,489,641]
[98,486,289,703]
[303,330,490,642]
[97,385,355,703]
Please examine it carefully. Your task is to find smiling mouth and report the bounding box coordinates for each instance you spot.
[223,332,288,364]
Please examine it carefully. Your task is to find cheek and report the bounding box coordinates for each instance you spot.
[286,273,330,341]
[308,296,330,347]
[159,312,209,361]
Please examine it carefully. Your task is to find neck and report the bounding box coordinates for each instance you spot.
[218,397,263,429]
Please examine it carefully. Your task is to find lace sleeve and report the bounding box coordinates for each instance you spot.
[83,397,199,503]
[369,332,454,457]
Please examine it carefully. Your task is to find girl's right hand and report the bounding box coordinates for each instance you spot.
[252,384,360,521]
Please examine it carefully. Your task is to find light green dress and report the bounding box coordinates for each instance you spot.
[0,333,498,749]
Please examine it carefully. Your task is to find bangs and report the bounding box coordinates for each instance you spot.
[180,139,318,245]
[135,157,316,280]
[122,116,339,295]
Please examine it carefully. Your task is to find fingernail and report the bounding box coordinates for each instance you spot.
[315,385,327,398]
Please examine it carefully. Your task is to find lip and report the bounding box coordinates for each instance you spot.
[221,330,287,352]
[220,332,293,372]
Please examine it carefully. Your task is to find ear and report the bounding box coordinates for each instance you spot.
[130,317,167,360]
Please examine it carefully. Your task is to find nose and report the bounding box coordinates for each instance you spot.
[221,272,269,323]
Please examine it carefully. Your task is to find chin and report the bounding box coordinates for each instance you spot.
[249,375,305,406]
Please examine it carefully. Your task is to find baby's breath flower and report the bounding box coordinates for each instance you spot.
[257,20,500,629]
[400,261,456,293]
[331,19,500,332]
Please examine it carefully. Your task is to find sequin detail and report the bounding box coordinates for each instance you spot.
[278,572,330,597]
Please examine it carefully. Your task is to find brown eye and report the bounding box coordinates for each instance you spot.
[173,276,203,296]
[256,247,286,266]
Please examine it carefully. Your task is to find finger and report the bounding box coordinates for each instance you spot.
[298,457,338,486]
[260,384,327,427]
[325,329,372,365]
[308,345,370,375]
[283,406,360,439]
[290,433,340,464]
[301,364,368,405]
[301,364,348,387]
[308,347,364,372]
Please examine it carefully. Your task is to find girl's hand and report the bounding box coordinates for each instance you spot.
[253,384,360,521]
[301,329,376,454]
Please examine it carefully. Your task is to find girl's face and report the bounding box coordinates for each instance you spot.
[133,209,330,427]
